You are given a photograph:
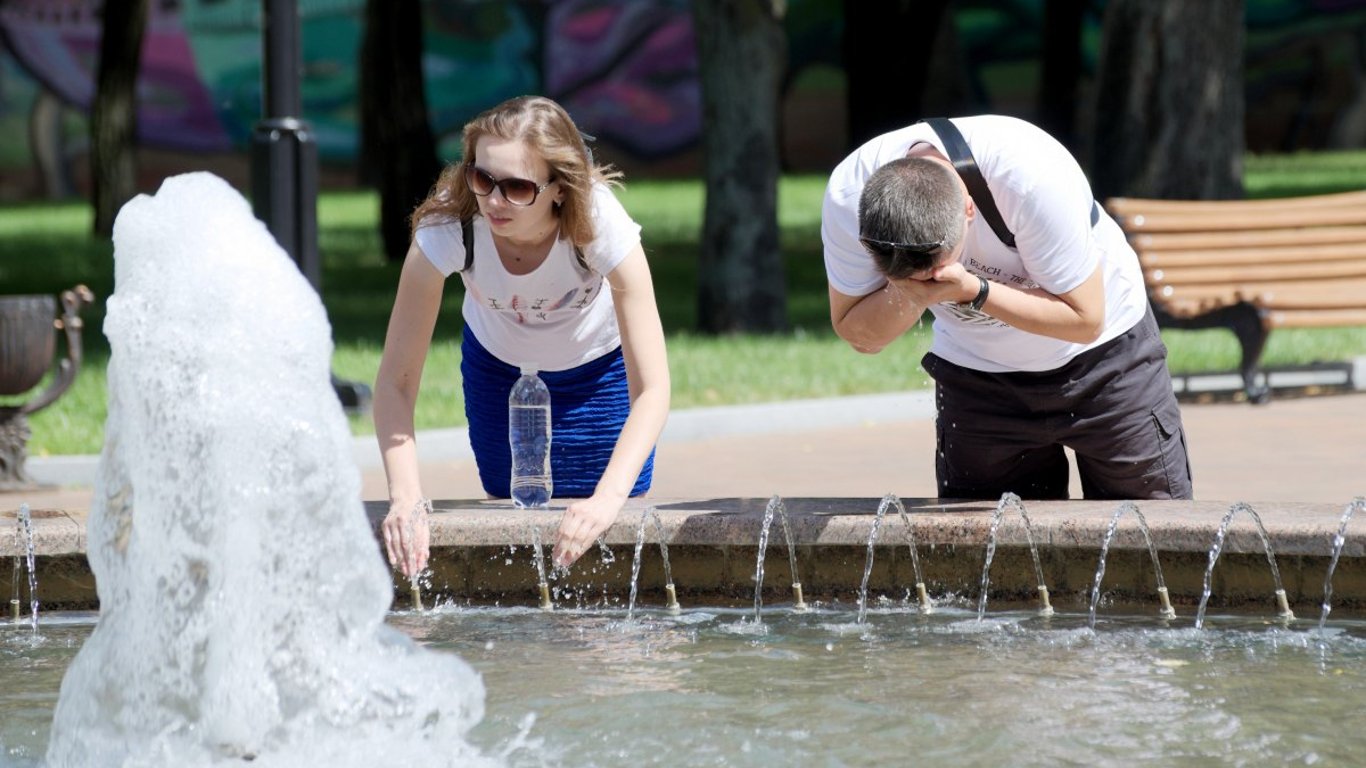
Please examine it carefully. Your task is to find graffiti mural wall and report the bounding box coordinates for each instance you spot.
[0,0,1363,202]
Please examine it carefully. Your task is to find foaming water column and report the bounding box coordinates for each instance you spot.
[45,173,495,766]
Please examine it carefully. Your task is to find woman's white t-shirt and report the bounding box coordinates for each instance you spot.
[821,114,1148,373]
[415,182,642,372]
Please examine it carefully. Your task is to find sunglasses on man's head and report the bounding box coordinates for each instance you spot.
[858,236,946,258]
[464,164,555,207]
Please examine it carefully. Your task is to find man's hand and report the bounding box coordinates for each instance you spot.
[889,260,980,306]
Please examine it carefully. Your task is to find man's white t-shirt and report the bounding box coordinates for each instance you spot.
[415,182,642,372]
[821,114,1147,373]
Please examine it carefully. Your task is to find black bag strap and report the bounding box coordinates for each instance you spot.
[461,216,474,271]
[458,215,589,273]
[920,117,1017,249]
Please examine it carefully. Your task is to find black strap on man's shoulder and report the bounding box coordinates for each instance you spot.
[919,117,1017,249]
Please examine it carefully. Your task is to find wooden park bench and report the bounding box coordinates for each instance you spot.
[1104,189,1366,403]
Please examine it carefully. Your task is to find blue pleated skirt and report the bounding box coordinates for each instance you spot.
[462,328,655,499]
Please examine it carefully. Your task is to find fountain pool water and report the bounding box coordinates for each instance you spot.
[5,169,1366,765]
[6,604,1366,765]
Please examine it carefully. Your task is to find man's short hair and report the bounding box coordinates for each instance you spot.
[858,157,965,279]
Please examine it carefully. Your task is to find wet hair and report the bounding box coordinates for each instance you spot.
[410,95,621,249]
[857,157,965,279]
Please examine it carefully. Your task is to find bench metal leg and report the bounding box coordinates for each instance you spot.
[1151,301,1272,404]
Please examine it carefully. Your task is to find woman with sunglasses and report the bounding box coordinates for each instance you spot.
[375,95,670,574]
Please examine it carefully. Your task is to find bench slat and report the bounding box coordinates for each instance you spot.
[1117,206,1366,233]
[1130,225,1366,251]
[1137,242,1366,267]
[1107,189,1366,401]
[1106,189,1366,216]
[1151,277,1366,312]
[1146,260,1366,285]
[1268,308,1366,328]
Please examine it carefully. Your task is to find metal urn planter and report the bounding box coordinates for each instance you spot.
[0,285,94,490]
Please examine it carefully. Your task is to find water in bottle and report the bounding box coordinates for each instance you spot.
[509,364,552,508]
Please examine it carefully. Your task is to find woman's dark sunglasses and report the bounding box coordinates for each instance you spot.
[465,164,555,207]
[858,236,946,258]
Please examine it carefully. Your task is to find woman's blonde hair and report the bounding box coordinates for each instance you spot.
[410,95,621,250]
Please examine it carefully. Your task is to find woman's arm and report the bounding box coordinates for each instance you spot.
[551,244,670,566]
[374,242,446,576]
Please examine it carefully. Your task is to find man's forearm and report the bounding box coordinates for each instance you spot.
[832,282,928,354]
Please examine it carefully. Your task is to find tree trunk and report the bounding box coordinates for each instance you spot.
[692,0,787,334]
[360,0,443,263]
[1089,0,1245,200]
[843,0,959,150]
[1038,0,1086,151]
[91,0,149,237]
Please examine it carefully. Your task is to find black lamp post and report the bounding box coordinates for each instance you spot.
[250,0,370,411]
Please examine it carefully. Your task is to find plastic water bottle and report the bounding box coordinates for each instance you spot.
[509,364,552,508]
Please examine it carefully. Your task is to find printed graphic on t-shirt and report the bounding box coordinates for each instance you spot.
[489,283,596,325]
[936,262,1039,327]
[939,302,1004,325]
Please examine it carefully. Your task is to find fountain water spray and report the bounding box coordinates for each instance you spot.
[887,494,934,614]
[18,504,37,631]
[529,523,554,610]
[10,511,21,622]
[1088,501,1175,628]
[752,495,807,619]
[45,173,494,766]
[1318,497,1366,633]
[649,508,681,614]
[769,496,808,612]
[1195,501,1296,629]
[977,493,1052,620]
[855,497,890,624]
[752,498,777,621]
[11,503,38,629]
[408,498,433,611]
[626,507,680,619]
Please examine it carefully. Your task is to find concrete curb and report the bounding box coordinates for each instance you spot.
[27,391,938,488]
[23,355,1366,489]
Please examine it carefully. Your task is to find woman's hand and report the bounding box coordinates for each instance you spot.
[382,497,431,577]
[551,493,625,567]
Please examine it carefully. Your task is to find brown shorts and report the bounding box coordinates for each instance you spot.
[921,309,1194,500]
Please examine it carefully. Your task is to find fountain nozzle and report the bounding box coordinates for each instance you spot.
[9,598,18,622]
[665,583,681,615]
[538,582,553,611]
[1275,588,1295,621]
[915,582,934,614]
[1156,586,1176,619]
[791,582,808,613]
[1037,585,1055,617]
[409,580,424,612]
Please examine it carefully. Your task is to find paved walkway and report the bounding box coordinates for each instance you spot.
[9,388,1366,513]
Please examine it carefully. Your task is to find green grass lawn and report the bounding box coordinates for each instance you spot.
[4,154,1366,456]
